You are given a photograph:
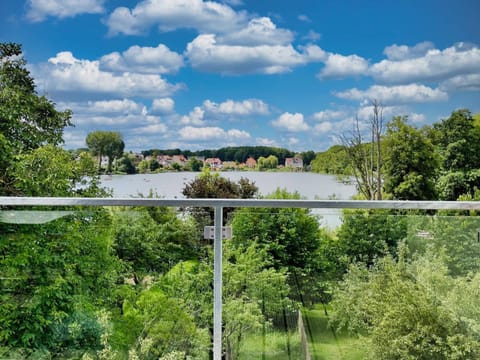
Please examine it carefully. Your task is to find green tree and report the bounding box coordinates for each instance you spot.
[11,145,103,197]
[0,210,121,355]
[257,155,278,170]
[116,153,137,174]
[187,157,204,171]
[330,246,480,359]
[0,43,72,194]
[383,116,438,200]
[231,189,324,305]
[86,131,125,174]
[112,205,198,280]
[336,210,407,268]
[182,168,258,226]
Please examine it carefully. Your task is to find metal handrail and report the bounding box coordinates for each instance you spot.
[1,197,479,210]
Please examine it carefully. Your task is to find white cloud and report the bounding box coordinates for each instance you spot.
[383,41,435,61]
[313,109,346,121]
[313,121,333,134]
[318,53,369,79]
[100,44,183,74]
[181,107,206,126]
[179,126,250,140]
[132,123,168,134]
[303,30,321,42]
[203,98,269,116]
[219,17,294,46]
[37,51,181,99]
[298,14,311,23]
[151,98,175,114]
[370,42,480,84]
[335,84,448,104]
[440,73,480,92]
[106,0,247,36]
[26,0,105,21]
[288,137,299,146]
[256,137,277,146]
[271,112,309,132]
[82,99,143,114]
[409,113,426,123]
[186,34,311,74]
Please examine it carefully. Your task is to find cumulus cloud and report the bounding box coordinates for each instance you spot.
[313,121,333,134]
[303,30,321,42]
[271,112,309,132]
[370,42,480,84]
[440,73,480,92]
[26,0,105,21]
[181,107,206,126]
[151,98,175,114]
[318,53,369,79]
[335,84,448,104]
[132,123,168,134]
[100,44,183,74]
[203,99,270,116]
[36,51,181,99]
[383,41,435,61]
[219,17,294,46]
[186,34,314,74]
[179,126,250,140]
[313,109,346,121]
[256,137,277,146]
[60,99,143,115]
[106,0,247,36]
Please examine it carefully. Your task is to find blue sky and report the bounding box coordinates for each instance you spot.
[1,0,479,152]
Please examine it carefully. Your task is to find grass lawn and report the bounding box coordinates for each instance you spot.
[238,329,303,359]
[303,305,365,360]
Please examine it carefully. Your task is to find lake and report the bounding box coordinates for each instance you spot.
[100,172,357,228]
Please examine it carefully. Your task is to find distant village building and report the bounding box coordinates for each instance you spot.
[285,156,303,169]
[245,157,257,168]
[172,155,187,165]
[205,157,223,170]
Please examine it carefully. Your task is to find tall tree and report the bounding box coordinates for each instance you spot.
[383,116,438,200]
[86,131,125,173]
[0,42,72,194]
[340,100,384,200]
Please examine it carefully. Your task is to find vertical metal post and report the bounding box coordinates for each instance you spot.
[213,206,223,360]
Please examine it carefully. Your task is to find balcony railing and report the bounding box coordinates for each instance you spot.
[0,197,480,360]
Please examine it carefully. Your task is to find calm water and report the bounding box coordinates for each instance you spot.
[100,172,357,228]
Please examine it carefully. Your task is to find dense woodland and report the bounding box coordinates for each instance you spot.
[1,42,480,359]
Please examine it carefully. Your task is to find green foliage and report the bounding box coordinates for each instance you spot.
[0,43,72,194]
[405,215,480,276]
[112,206,198,277]
[311,145,352,175]
[0,43,72,152]
[431,109,480,172]
[116,153,137,174]
[330,246,480,359]
[0,210,121,353]
[231,189,326,305]
[436,169,480,201]
[383,116,438,200]
[86,131,125,173]
[186,157,204,171]
[11,145,103,197]
[182,168,258,225]
[118,287,208,359]
[257,155,278,170]
[336,210,407,268]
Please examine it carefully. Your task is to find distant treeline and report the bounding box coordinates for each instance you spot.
[142,146,316,165]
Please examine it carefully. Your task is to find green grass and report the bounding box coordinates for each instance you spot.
[303,305,365,360]
[238,329,303,359]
